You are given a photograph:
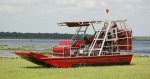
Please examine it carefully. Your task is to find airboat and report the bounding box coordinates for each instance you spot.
[16,20,133,68]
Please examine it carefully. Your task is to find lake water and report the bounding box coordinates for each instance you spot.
[0,39,59,57]
[0,39,150,57]
[133,41,150,55]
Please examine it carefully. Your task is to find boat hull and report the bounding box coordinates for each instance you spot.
[16,52,133,68]
[15,52,52,67]
[42,54,133,68]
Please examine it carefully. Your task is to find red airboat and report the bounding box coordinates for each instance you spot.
[16,20,133,68]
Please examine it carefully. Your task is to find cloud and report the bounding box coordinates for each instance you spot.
[51,0,98,15]
[55,0,76,5]
[81,0,96,8]
[0,0,54,16]
[0,0,149,15]
[98,0,150,17]
[113,0,142,3]
[0,3,23,15]
[0,0,150,35]
[0,0,42,5]
[0,0,97,16]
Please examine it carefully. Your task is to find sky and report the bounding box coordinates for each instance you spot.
[0,0,150,36]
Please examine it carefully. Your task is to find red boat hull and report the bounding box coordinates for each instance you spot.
[42,55,133,68]
[15,52,52,67]
[16,52,133,68]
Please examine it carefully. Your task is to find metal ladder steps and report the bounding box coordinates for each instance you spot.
[91,48,101,50]
[93,38,116,41]
[88,21,112,56]
[106,39,117,41]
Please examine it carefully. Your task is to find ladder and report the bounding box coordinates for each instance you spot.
[88,21,112,56]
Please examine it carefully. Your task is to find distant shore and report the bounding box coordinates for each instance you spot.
[0,32,150,41]
[133,36,150,41]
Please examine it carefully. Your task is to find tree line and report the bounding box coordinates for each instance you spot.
[0,32,73,39]
[0,32,150,40]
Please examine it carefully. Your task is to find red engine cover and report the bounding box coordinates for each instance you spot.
[59,40,71,45]
[53,46,70,57]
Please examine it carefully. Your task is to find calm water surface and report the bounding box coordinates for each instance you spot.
[0,39,150,57]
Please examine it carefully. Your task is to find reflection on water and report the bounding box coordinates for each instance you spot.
[0,39,150,57]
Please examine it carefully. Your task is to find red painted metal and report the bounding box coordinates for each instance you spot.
[16,51,133,68]
[53,46,70,57]
[59,40,71,45]
[15,20,133,68]
[15,51,50,66]
[42,54,133,68]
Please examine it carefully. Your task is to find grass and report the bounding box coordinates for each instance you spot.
[0,56,150,79]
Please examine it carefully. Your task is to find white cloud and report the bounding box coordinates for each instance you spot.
[74,0,97,12]
[100,0,108,7]
[0,0,43,15]
[114,0,142,3]
[0,0,150,35]
[100,1,107,7]
[53,0,97,15]
[82,0,96,8]
[0,0,43,6]
[0,4,23,14]
[55,0,76,5]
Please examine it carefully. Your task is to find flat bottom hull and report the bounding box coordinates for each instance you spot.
[42,55,133,68]
[16,52,133,68]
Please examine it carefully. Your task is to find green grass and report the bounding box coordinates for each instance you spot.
[0,57,150,79]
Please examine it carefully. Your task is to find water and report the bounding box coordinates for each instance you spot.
[0,39,59,48]
[0,39,150,57]
[133,41,150,55]
[0,39,59,57]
